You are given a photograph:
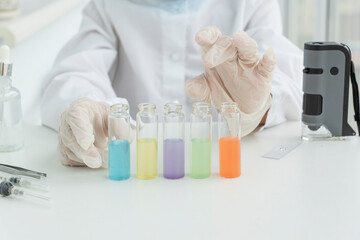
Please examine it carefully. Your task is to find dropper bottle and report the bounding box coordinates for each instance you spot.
[0,45,23,151]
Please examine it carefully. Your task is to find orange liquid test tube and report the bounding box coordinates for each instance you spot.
[218,102,241,178]
[219,136,241,178]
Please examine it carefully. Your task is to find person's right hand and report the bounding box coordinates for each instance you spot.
[57,98,133,168]
[185,26,276,136]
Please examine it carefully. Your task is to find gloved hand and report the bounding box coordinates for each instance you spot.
[57,98,134,168]
[186,26,276,136]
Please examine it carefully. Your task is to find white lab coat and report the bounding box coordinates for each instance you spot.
[41,0,303,131]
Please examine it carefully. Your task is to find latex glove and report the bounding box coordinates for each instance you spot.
[57,98,134,168]
[186,26,276,136]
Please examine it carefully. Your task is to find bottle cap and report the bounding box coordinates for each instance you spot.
[0,45,13,77]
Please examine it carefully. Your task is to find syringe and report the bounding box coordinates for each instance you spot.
[0,181,50,202]
[0,175,49,192]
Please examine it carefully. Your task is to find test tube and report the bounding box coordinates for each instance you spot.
[136,103,158,179]
[108,104,131,180]
[218,102,241,178]
[163,103,185,179]
[190,102,212,179]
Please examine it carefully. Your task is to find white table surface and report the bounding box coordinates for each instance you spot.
[0,121,360,240]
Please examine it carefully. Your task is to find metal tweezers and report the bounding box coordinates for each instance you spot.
[0,163,47,179]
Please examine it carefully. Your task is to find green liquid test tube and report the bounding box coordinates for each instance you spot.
[190,138,211,178]
[189,102,212,179]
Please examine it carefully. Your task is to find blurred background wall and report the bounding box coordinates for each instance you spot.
[278,0,359,75]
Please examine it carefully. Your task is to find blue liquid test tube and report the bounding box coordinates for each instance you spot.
[108,104,131,180]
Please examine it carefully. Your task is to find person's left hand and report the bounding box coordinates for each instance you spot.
[185,26,276,135]
[57,98,134,168]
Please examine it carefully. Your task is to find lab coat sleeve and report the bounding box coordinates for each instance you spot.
[242,0,303,128]
[41,0,127,131]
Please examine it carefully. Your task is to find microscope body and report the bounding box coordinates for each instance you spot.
[302,42,355,140]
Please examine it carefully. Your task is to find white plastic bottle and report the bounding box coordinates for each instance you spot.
[0,45,23,151]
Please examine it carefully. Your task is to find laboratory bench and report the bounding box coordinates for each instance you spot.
[0,121,360,240]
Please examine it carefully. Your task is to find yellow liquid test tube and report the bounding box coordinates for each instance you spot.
[136,138,158,179]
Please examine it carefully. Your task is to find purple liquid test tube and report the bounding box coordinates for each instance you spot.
[163,139,185,179]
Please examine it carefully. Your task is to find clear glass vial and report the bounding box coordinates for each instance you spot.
[0,45,23,152]
[136,103,158,179]
[218,102,241,178]
[190,102,212,179]
[108,104,131,180]
[163,103,185,179]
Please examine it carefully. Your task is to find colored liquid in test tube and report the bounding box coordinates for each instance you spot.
[136,138,158,179]
[108,104,131,180]
[218,102,241,178]
[163,139,185,179]
[189,102,212,179]
[136,103,158,180]
[190,138,211,178]
[163,102,185,179]
[219,137,241,177]
[109,139,130,180]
